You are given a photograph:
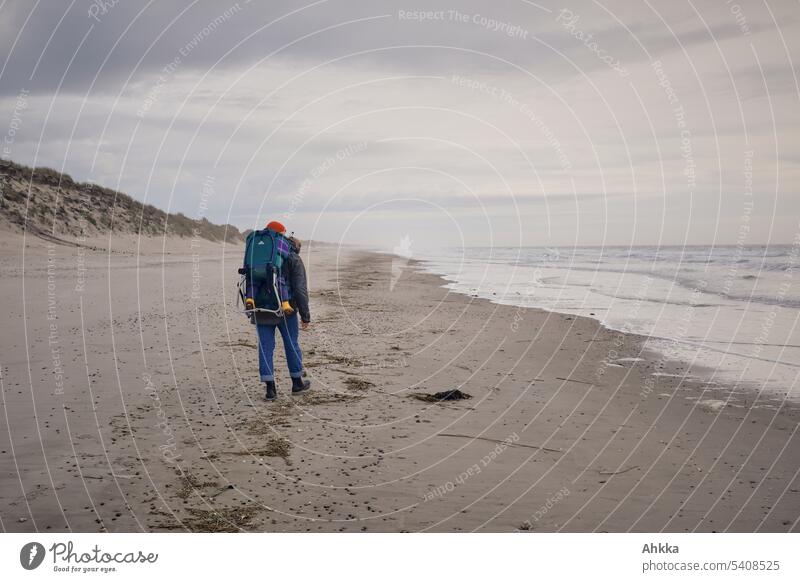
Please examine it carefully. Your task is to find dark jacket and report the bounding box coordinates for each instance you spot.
[286,248,311,323]
[252,243,311,325]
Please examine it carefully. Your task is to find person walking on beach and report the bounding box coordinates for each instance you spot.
[252,220,311,401]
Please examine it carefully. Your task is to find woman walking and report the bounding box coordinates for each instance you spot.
[253,220,311,401]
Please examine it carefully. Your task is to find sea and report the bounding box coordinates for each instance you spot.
[413,245,800,400]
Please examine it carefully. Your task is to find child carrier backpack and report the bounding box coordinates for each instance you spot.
[238,228,293,315]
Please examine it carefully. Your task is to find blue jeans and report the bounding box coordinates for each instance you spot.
[256,313,303,382]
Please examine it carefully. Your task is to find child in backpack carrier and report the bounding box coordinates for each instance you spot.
[244,268,293,315]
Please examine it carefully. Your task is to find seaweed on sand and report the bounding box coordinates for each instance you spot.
[343,377,375,391]
[166,506,261,532]
[219,339,258,349]
[409,389,472,403]
[296,391,361,405]
[176,471,219,500]
[229,435,293,461]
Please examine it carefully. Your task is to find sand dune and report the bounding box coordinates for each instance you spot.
[0,159,243,244]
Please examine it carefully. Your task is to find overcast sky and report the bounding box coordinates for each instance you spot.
[1,0,798,248]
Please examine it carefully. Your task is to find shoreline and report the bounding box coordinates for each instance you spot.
[410,247,800,402]
[413,258,750,400]
[1,236,798,532]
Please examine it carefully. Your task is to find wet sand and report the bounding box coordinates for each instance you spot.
[1,232,799,532]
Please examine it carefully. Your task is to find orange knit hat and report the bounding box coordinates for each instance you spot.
[265,220,286,233]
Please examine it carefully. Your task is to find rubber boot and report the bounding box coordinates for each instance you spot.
[291,376,311,394]
[265,381,277,401]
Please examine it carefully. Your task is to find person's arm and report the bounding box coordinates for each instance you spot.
[289,254,311,324]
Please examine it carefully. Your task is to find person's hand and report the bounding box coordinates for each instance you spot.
[301,321,310,331]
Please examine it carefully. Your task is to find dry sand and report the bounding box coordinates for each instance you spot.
[1,232,798,532]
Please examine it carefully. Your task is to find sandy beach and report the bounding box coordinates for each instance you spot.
[1,233,798,533]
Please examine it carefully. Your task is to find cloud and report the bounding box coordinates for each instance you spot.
[1,0,798,246]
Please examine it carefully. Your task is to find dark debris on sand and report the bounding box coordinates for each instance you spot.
[159,506,262,532]
[175,471,219,500]
[229,435,292,461]
[409,389,472,402]
[343,377,375,391]
[297,391,362,405]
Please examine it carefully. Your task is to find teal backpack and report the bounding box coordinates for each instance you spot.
[238,228,292,314]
